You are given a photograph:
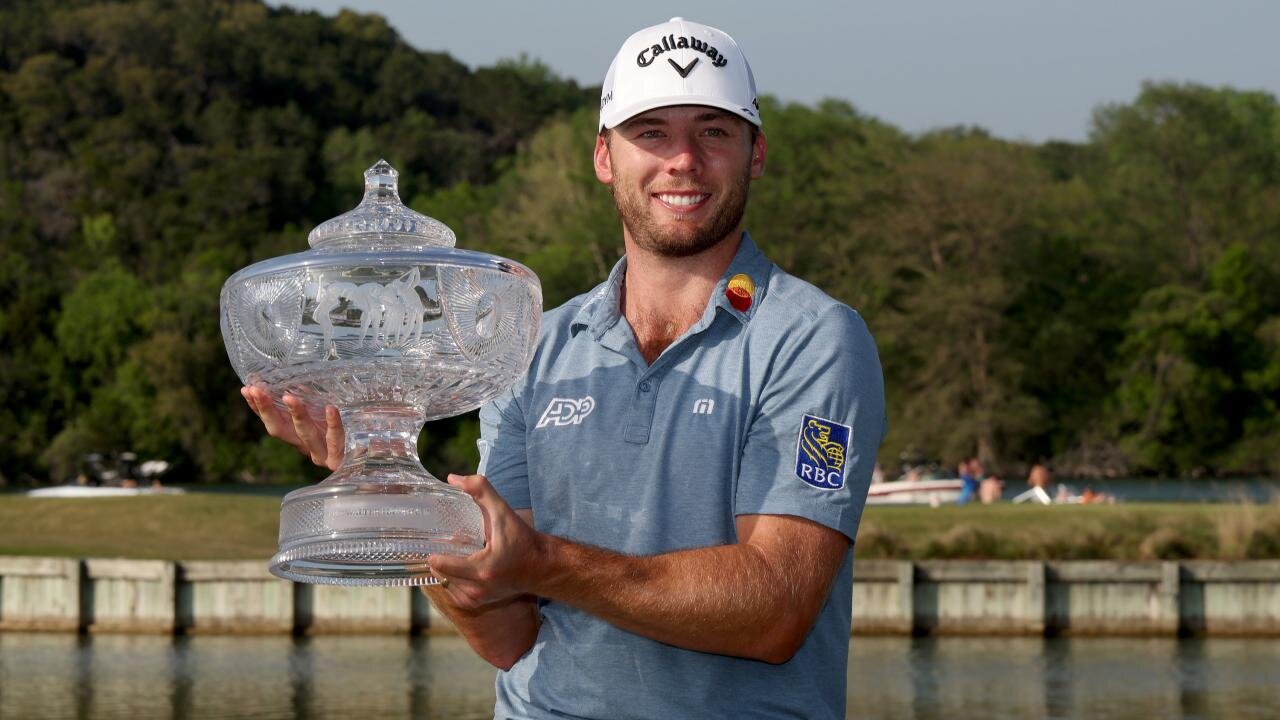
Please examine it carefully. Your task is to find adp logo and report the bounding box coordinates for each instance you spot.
[536,396,596,429]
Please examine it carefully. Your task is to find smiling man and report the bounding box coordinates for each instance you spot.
[426,17,886,719]
[248,16,885,720]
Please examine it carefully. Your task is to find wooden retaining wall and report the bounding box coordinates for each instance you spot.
[1,557,1278,635]
[0,557,80,631]
[851,560,1280,636]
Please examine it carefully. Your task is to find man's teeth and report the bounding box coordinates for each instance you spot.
[657,193,707,206]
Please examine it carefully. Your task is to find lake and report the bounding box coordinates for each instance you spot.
[1,633,1276,719]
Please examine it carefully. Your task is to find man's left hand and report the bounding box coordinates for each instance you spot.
[428,473,543,610]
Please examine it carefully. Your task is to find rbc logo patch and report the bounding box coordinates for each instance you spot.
[536,396,596,429]
[795,414,851,490]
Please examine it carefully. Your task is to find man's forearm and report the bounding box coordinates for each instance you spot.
[425,477,847,665]
[422,587,539,670]
[526,532,826,663]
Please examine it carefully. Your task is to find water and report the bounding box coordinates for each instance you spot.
[2,634,1277,719]
[849,636,1280,719]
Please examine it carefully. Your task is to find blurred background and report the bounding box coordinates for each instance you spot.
[2,0,1278,490]
[3,4,1280,718]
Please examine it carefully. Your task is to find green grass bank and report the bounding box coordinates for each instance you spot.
[1,493,1278,561]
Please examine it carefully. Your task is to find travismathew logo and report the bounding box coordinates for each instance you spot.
[637,34,729,71]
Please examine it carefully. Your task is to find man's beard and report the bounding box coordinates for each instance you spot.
[611,167,752,258]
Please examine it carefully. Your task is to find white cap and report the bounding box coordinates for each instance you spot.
[599,17,761,131]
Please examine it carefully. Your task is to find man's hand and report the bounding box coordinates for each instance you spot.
[424,473,848,664]
[428,473,544,610]
[241,386,345,470]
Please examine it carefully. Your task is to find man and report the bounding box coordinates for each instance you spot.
[956,457,980,505]
[246,17,884,719]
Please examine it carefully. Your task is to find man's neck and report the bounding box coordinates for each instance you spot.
[620,229,743,364]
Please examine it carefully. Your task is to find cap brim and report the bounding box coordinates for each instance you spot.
[600,94,762,130]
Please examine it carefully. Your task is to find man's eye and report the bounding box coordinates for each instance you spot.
[703,128,728,137]
[640,130,665,138]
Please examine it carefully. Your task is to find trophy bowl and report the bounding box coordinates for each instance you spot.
[220,160,541,586]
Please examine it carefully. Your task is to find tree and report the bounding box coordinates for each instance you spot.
[1109,245,1280,474]
[872,130,1052,471]
[1090,82,1280,284]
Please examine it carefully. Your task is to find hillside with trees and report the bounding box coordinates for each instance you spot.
[2,1,1277,485]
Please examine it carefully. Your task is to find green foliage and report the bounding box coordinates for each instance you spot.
[1109,245,1280,474]
[870,130,1052,468]
[1,1,1277,483]
[0,0,590,483]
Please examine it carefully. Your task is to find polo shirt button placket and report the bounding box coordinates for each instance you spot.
[623,376,658,444]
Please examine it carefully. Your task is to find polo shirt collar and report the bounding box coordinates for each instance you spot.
[570,231,772,339]
[571,251,628,339]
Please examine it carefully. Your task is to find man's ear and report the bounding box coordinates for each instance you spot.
[749,130,767,180]
[594,133,614,185]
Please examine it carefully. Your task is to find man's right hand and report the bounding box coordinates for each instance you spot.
[241,386,345,470]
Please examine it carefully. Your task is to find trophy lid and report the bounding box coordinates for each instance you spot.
[307,160,457,250]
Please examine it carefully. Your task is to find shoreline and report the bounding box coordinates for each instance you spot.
[1,556,1277,637]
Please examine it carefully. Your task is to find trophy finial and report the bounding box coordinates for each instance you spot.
[307,159,456,249]
[363,159,400,201]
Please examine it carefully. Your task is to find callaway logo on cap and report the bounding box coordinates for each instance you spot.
[599,17,762,131]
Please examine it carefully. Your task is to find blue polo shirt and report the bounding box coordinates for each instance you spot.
[478,232,885,720]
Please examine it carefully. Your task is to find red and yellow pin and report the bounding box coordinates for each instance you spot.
[725,273,755,312]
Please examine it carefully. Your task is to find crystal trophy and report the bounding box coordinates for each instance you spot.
[220,161,541,585]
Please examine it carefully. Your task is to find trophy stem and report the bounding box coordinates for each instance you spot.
[328,405,432,484]
[268,404,485,586]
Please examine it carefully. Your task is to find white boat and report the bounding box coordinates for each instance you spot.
[26,485,186,498]
[866,478,963,506]
[1011,486,1054,505]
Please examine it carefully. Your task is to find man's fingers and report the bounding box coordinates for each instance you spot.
[428,553,469,580]
[240,387,258,415]
[449,473,517,550]
[246,388,304,448]
[284,394,327,465]
[324,405,345,471]
[243,388,344,470]
[446,473,499,504]
[403,561,450,589]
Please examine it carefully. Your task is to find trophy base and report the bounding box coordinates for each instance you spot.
[269,479,483,586]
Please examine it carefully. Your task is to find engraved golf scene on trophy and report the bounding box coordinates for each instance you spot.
[220,160,542,585]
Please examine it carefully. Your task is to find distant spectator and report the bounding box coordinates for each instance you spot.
[979,475,1004,504]
[956,457,980,505]
[1081,487,1116,505]
[1027,463,1051,490]
[1010,462,1054,504]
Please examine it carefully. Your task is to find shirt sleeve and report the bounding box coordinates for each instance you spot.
[734,304,886,541]
[478,382,532,510]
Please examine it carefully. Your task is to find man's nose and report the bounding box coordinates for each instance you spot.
[664,135,702,174]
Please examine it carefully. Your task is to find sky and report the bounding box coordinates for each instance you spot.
[276,1,1280,143]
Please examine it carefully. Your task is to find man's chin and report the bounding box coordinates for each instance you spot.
[637,230,728,258]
